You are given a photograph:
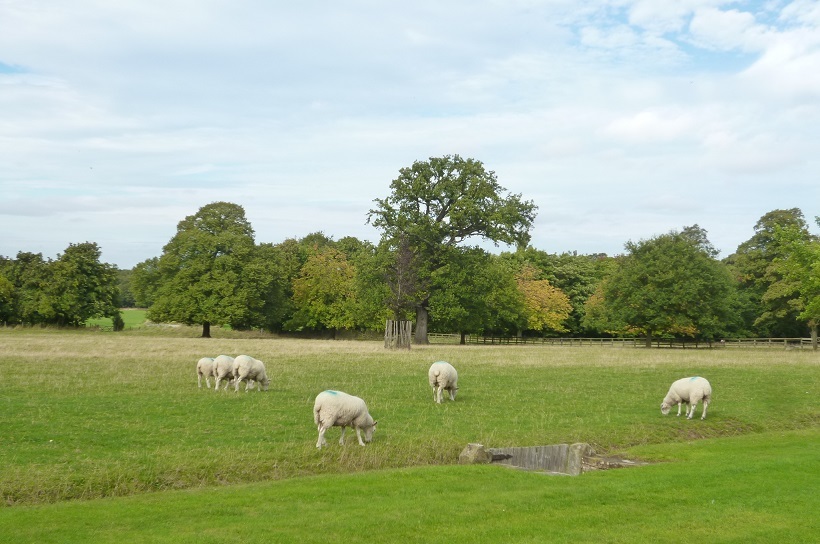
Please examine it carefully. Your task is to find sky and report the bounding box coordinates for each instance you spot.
[1,0,819,269]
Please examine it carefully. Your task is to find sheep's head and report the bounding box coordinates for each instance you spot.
[363,421,377,443]
[259,377,271,391]
[660,402,672,415]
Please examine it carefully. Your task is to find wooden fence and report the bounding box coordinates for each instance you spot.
[428,334,815,349]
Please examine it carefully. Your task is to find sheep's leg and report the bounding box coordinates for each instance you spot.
[449,389,456,401]
[701,400,709,420]
[197,374,202,388]
[214,377,221,391]
[432,386,437,402]
[206,377,212,389]
[339,426,346,445]
[316,426,328,449]
[355,427,366,446]
[676,402,682,416]
[436,386,443,404]
[687,396,701,419]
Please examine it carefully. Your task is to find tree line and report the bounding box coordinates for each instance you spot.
[1,156,818,346]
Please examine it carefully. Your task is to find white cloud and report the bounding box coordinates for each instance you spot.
[1,1,819,267]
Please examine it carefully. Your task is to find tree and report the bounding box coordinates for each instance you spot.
[287,246,358,336]
[42,242,120,327]
[2,252,51,325]
[427,248,524,343]
[503,248,612,335]
[368,155,537,343]
[148,202,258,337]
[724,209,812,336]
[515,263,572,335]
[770,218,820,348]
[597,228,737,346]
[131,257,161,308]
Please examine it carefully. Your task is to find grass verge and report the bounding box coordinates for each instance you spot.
[0,429,816,543]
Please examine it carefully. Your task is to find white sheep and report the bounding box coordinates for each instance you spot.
[313,390,377,448]
[233,355,270,392]
[196,357,215,389]
[213,355,237,391]
[661,376,712,420]
[428,361,458,404]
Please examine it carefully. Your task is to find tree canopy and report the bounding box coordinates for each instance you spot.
[368,154,537,342]
[590,227,736,345]
[147,202,260,337]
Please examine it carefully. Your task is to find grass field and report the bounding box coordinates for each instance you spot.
[85,309,148,330]
[0,328,817,542]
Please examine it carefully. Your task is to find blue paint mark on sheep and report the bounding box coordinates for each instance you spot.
[690,376,700,381]
[324,390,339,395]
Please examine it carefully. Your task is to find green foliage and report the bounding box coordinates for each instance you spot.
[515,262,572,333]
[368,155,538,340]
[428,247,524,336]
[0,244,120,327]
[594,228,737,341]
[770,217,820,342]
[724,209,813,336]
[287,247,358,333]
[148,202,265,335]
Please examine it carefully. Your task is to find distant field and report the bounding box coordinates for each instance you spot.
[0,329,817,542]
[85,308,148,329]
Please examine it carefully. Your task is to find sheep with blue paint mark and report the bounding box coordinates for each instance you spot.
[233,355,270,392]
[661,376,712,420]
[428,361,458,404]
[313,390,377,448]
[196,357,215,388]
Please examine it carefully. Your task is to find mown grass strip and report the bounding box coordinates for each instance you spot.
[1,429,816,543]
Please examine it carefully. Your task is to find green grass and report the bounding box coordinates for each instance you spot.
[0,329,817,541]
[1,430,817,543]
[85,308,148,329]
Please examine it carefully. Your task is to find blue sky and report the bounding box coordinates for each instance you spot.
[1,0,818,268]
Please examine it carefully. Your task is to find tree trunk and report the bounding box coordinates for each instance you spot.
[811,320,818,351]
[414,301,429,344]
[645,332,652,348]
[202,321,211,338]
[460,332,466,345]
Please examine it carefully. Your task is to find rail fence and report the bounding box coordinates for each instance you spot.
[427,334,815,349]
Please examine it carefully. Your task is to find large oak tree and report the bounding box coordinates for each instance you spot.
[368,155,537,343]
[147,202,260,337]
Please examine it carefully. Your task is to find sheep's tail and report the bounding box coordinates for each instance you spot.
[313,404,321,427]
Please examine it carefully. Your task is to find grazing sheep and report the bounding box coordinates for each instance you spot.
[313,390,377,448]
[661,377,712,420]
[428,361,458,404]
[213,355,237,391]
[233,355,270,392]
[196,357,215,389]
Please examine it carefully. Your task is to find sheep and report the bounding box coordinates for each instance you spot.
[213,355,237,391]
[428,361,458,404]
[196,357,215,389]
[233,355,270,392]
[661,376,712,420]
[313,390,377,448]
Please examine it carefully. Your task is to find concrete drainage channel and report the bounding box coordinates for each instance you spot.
[459,443,650,475]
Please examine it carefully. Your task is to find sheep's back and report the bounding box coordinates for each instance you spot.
[314,390,368,426]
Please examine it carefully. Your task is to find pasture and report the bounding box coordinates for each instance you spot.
[0,328,818,542]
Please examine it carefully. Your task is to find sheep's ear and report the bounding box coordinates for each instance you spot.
[373,421,378,427]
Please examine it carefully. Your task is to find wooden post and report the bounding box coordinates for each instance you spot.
[384,319,412,349]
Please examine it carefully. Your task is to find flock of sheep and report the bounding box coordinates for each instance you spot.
[196,355,712,449]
